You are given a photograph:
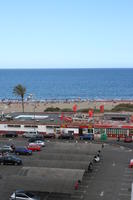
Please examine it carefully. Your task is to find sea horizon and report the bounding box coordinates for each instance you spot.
[0,67,133,70]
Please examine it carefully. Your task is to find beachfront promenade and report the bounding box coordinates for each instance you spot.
[0,99,133,113]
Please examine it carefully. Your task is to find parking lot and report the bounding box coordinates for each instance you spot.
[0,138,133,200]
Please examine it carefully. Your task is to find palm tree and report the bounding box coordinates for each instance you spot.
[13,84,26,112]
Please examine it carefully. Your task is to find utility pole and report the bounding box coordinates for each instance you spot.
[31,93,37,133]
[33,102,36,132]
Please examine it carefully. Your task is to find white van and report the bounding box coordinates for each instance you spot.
[22,131,38,138]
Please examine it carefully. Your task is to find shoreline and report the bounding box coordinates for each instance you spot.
[1,98,133,102]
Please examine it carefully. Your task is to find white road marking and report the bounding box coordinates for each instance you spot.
[112,162,116,167]
[99,191,104,197]
[120,146,125,150]
[131,183,133,200]
[122,178,133,182]
[124,170,133,174]
[120,188,128,191]
[123,174,133,177]
[118,192,130,196]
[121,182,130,186]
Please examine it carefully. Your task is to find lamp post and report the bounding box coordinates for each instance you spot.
[33,102,37,132]
[30,93,37,132]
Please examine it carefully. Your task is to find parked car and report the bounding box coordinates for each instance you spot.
[22,131,40,138]
[29,140,45,147]
[0,145,14,153]
[28,135,44,143]
[2,132,18,138]
[0,155,22,165]
[15,147,32,155]
[43,133,55,139]
[129,159,133,168]
[124,136,132,143]
[80,134,94,140]
[10,190,40,200]
[58,133,74,140]
[27,144,41,151]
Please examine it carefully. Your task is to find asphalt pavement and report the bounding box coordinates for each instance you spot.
[0,138,133,200]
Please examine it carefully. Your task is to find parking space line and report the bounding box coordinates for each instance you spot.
[118,192,130,196]
[71,195,84,199]
[120,188,128,191]
[124,170,133,172]
[80,185,89,189]
[122,178,133,181]
[123,174,133,177]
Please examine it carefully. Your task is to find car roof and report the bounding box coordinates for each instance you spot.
[28,145,39,147]
[15,189,25,193]
[16,147,27,149]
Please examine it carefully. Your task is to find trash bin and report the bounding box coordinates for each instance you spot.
[100,133,107,141]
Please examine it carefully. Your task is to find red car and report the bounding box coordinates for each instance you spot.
[129,159,133,168]
[124,136,132,143]
[27,144,41,151]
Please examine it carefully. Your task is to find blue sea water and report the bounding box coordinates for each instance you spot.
[0,68,133,100]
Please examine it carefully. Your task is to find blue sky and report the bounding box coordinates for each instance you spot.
[0,0,133,68]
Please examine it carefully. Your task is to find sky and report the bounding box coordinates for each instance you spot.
[0,0,133,68]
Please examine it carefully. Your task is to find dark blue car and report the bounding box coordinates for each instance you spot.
[80,134,94,140]
[0,155,22,165]
[15,147,32,155]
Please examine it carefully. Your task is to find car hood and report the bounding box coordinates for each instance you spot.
[11,193,40,200]
[33,197,40,200]
[15,157,22,161]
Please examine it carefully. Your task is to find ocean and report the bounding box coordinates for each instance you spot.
[0,68,133,100]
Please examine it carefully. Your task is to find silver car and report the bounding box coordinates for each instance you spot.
[29,140,45,147]
[0,145,13,153]
[10,190,40,200]
[22,131,38,138]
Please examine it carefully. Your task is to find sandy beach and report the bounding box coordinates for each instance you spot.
[0,99,132,113]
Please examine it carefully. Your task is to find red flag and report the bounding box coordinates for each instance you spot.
[100,105,104,113]
[60,113,64,121]
[73,104,77,112]
[88,109,93,117]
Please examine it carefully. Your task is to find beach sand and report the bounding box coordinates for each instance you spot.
[0,100,132,113]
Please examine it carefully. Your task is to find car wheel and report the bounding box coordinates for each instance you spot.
[17,162,20,165]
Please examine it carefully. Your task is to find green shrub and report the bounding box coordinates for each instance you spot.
[61,108,73,112]
[112,103,133,112]
[44,107,60,112]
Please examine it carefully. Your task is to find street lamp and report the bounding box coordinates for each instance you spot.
[30,94,37,132]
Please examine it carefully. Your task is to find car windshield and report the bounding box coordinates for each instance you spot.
[10,155,17,159]
[3,145,10,148]
[4,155,16,159]
[25,192,35,198]
[17,147,26,150]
